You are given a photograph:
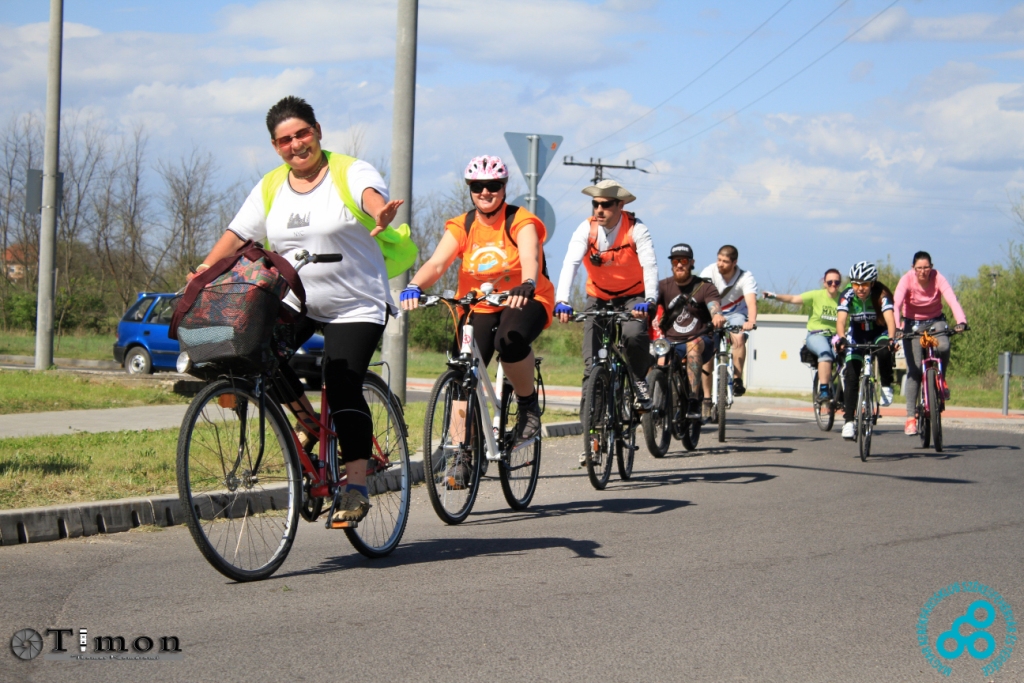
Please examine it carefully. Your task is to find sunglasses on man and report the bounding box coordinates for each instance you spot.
[592,199,618,210]
[469,180,506,194]
[273,126,316,149]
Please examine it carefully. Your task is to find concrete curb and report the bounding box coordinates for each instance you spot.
[0,354,122,370]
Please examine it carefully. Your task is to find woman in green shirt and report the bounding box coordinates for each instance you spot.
[762,268,842,401]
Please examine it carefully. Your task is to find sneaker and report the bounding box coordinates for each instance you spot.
[634,379,653,411]
[332,489,371,524]
[841,421,856,440]
[686,399,701,419]
[816,385,831,403]
[904,417,918,436]
[701,399,712,421]
[578,452,587,466]
[445,455,472,490]
[733,377,746,397]
[880,386,894,407]
[515,398,542,443]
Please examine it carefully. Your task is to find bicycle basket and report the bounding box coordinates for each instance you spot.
[799,345,818,367]
[176,282,281,370]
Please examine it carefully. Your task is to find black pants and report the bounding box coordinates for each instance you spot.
[842,348,894,422]
[276,317,385,464]
[467,299,548,367]
[583,295,651,383]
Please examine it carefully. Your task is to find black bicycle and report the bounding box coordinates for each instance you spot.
[800,337,845,432]
[643,338,702,456]
[843,341,889,461]
[576,308,641,489]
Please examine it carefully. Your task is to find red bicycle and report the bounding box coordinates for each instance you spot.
[176,251,411,582]
[901,325,968,453]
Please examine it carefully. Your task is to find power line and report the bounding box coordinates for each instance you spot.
[646,0,901,158]
[569,0,794,156]
[603,0,853,159]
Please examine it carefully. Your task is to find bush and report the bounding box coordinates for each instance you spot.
[3,291,38,330]
[408,305,456,353]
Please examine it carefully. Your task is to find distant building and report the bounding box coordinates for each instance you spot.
[4,245,33,282]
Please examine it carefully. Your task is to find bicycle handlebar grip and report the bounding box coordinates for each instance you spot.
[311,253,343,263]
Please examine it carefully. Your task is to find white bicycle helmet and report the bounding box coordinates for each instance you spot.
[849,261,878,282]
[464,155,509,183]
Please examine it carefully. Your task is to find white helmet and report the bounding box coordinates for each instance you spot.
[849,261,878,282]
[464,155,509,182]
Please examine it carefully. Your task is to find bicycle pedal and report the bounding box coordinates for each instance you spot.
[330,519,357,529]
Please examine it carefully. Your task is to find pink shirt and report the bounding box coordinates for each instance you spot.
[893,269,967,327]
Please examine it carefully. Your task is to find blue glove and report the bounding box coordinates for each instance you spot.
[554,302,574,317]
[400,284,421,303]
[633,299,654,315]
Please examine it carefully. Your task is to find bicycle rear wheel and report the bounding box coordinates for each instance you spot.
[927,366,943,453]
[422,369,483,524]
[582,367,614,490]
[498,382,542,510]
[858,378,873,462]
[616,378,636,481]
[717,364,728,443]
[342,373,411,558]
[642,367,670,458]
[177,378,300,582]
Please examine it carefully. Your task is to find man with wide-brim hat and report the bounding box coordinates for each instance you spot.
[554,179,659,452]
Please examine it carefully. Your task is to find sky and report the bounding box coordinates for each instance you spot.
[2,0,1023,291]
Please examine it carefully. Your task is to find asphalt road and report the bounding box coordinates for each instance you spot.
[3,414,1022,683]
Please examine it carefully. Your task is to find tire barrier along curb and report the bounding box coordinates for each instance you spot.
[0,422,582,546]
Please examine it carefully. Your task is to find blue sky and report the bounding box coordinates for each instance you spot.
[2,0,1023,290]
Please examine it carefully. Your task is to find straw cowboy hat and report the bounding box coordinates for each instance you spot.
[581,179,636,204]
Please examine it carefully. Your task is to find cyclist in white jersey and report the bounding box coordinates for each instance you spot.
[699,245,757,399]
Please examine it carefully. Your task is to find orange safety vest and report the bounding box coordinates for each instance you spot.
[583,212,644,300]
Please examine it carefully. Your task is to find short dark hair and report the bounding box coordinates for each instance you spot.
[718,245,738,262]
[824,268,841,280]
[266,96,316,137]
[912,251,932,266]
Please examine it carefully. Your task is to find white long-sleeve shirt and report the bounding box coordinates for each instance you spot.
[554,214,659,302]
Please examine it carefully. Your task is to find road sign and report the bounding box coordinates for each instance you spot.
[503,133,562,184]
[512,194,555,243]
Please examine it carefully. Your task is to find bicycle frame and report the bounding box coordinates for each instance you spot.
[710,332,733,410]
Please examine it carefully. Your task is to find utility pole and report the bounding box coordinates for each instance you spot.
[382,0,418,403]
[562,156,648,186]
[35,0,63,371]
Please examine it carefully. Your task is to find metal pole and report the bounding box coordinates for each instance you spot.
[35,0,63,371]
[382,0,418,403]
[1003,351,1011,416]
[526,135,538,214]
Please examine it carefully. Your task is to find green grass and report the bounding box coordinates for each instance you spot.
[0,402,578,509]
[372,348,584,387]
[0,369,189,415]
[0,330,117,361]
[944,373,1024,411]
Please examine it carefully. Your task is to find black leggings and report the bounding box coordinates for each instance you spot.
[842,349,894,421]
[276,318,385,464]
[467,299,548,367]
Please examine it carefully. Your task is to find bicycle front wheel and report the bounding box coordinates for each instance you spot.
[617,377,636,481]
[422,369,483,524]
[642,367,671,458]
[583,367,614,490]
[177,378,301,582]
[927,366,943,453]
[858,378,873,462]
[342,373,411,558]
[813,373,835,432]
[498,382,542,510]
[717,364,728,443]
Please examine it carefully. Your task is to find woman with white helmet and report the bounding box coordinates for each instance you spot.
[835,261,897,440]
[401,156,555,468]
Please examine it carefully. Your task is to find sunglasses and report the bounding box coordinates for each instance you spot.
[592,199,618,210]
[273,126,316,149]
[469,180,506,194]
[825,279,841,286]
[851,280,871,287]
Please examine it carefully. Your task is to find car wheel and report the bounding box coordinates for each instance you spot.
[125,347,152,375]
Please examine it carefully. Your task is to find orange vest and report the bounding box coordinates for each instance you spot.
[583,212,644,300]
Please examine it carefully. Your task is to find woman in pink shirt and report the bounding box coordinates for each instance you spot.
[894,251,968,436]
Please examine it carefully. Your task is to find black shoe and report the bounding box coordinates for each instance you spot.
[686,399,701,419]
[634,379,653,412]
[733,377,746,397]
[515,398,542,444]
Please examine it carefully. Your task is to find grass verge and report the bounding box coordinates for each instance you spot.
[0,405,579,510]
[0,369,189,415]
[0,330,117,361]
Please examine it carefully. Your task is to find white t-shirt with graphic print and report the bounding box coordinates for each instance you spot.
[228,161,395,325]
[699,264,758,319]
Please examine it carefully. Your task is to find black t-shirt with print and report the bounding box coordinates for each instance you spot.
[656,276,721,342]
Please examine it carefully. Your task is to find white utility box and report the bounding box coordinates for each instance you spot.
[745,314,814,393]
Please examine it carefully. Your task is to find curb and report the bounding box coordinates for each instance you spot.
[0,354,122,370]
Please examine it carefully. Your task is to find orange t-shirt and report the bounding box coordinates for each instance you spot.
[445,205,555,325]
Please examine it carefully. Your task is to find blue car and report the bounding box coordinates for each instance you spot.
[114,292,324,383]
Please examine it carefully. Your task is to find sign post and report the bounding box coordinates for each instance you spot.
[504,132,561,241]
[998,352,1024,415]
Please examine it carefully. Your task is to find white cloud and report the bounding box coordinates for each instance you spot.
[127,69,316,120]
[854,4,1024,43]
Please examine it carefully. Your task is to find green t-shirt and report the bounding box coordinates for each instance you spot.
[800,289,839,333]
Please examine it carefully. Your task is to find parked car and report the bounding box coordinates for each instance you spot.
[114,292,324,384]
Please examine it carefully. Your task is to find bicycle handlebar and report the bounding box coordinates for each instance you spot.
[421,290,508,308]
[900,324,969,341]
[293,250,343,272]
[571,309,636,323]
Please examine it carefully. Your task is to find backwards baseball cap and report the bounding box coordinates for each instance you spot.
[669,243,693,260]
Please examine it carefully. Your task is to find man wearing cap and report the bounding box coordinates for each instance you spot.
[656,244,726,418]
[554,179,659,415]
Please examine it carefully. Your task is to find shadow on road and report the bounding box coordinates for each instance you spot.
[616,471,775,491]
[461,496,694,527]
[277,535,608,577]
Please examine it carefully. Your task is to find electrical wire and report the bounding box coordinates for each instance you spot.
[569,0,794,156]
